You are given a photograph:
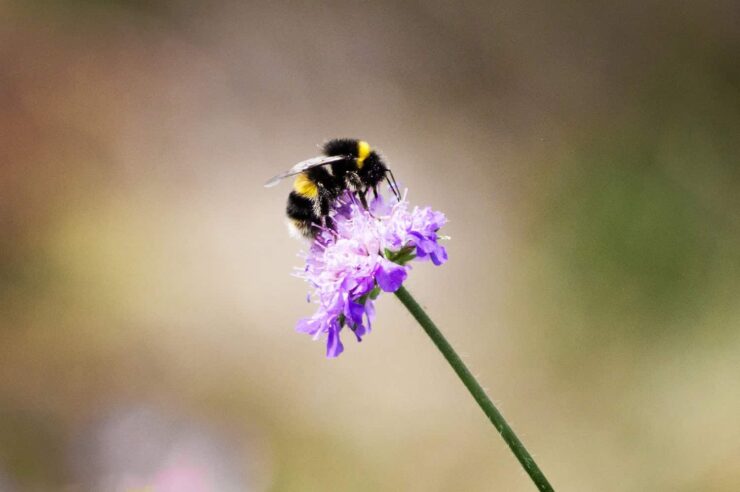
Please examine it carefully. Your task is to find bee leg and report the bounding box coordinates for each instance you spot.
[358,189,369,210]
[372,186,379,199]
[323,215,335,231]
[357,189,379,218]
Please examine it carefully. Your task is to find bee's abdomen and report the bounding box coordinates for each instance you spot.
[287,191,319,238]
[287,190,316,219]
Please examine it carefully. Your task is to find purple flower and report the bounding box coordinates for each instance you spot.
[294,190,448,357]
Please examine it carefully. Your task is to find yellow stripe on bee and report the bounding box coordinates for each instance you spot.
[356,140,371,169]
[293,173,318,198]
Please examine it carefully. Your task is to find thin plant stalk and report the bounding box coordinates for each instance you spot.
[394,285,554,492]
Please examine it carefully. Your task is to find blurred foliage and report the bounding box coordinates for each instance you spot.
[0,408,68,490]
[531,58,740,348]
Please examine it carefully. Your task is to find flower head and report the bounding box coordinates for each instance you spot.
[295,190,448,357]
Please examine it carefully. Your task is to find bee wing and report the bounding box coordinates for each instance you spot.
[264,155,348,188]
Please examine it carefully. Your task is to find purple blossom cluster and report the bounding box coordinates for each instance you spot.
[295,190,448,357]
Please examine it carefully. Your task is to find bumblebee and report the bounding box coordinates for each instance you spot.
[265,138,400,238]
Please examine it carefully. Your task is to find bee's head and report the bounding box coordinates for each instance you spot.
[323,138,395,195]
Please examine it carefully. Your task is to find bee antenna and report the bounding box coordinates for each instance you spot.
[386,169,401,200]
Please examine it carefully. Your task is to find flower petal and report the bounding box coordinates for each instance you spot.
[326,325,344,358]
[296,316,321,335]
[346,300,365,326]
[375,260,408,292]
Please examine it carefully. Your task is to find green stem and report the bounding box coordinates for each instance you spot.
[394,285,554,492]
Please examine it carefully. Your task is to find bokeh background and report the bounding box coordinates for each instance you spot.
[2,1,739,491]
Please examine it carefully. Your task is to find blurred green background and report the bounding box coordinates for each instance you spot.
[1,1,739,491]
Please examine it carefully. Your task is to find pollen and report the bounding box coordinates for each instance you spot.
[293,173,318,198]
[356,140,371,169]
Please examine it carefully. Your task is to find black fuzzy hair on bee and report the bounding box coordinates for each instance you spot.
[358,152,388,193]
[286,191,316,222]
[323,138,360,157]
[286,191,319,238]
[304,165,340,215]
